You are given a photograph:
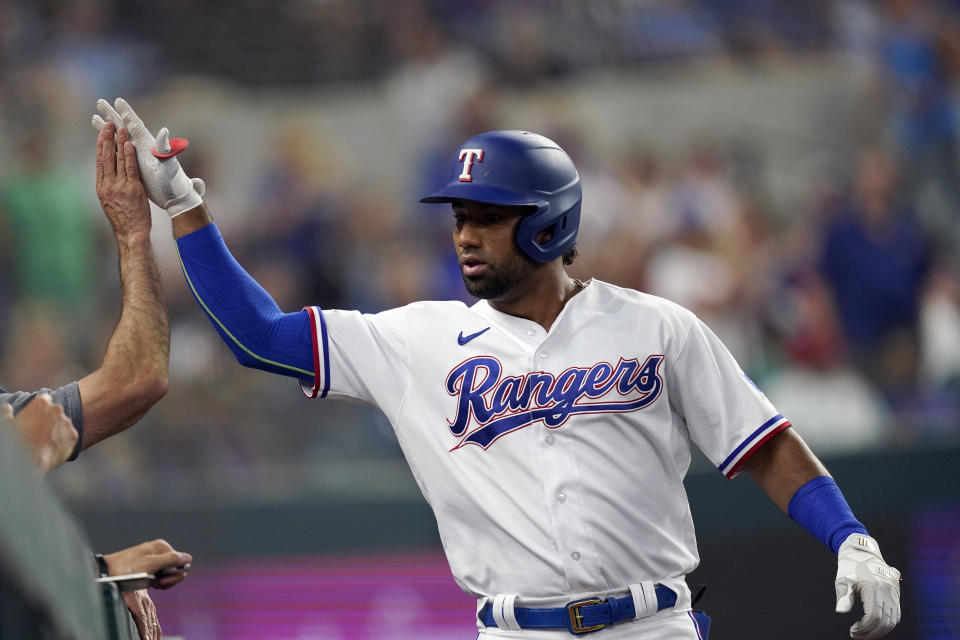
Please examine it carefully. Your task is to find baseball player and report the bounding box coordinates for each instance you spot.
[92,98,902,639]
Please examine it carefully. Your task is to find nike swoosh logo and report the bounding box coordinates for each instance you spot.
[458,327,491,346]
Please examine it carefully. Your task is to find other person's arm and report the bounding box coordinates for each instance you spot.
[79,122,170,451]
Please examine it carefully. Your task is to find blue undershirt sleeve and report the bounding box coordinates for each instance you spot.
[787,475,868,554]
[175,224,315,381]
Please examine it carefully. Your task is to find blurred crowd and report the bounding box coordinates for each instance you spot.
[2,0,960,504]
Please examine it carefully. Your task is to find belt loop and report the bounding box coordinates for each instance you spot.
[662,578,692,611]
[476,596,491,629]
[628,581,659,620]
[492,594,521,630]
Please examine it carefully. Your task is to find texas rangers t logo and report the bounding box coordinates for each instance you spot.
[458,148,484,182]
[445,355,664,449]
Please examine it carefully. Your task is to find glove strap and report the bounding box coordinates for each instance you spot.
[167,190,203,218]
[838,533,884,561]
[165,168,204,218]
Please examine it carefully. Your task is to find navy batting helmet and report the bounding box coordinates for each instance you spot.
[420,130,582,263]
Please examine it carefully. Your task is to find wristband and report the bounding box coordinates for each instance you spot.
[93,552,109,577]
[787,476,868,554]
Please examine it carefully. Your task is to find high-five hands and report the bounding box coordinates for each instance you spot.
[92,98,205,218]
[95,120,153,238]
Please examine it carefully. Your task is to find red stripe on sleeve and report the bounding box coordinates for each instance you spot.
[300,306,322,399]
[724,420,792,479]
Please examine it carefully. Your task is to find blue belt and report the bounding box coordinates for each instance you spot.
[478,585,677,635]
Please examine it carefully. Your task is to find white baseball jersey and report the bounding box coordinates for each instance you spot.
[300,279,789,606]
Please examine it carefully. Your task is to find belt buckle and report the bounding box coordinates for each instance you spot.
[567,598,607,635]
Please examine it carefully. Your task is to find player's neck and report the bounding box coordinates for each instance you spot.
[487,267,584,332]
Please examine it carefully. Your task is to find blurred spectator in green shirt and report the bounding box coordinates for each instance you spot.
[1,130,95,313]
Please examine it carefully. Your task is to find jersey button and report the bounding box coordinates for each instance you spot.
[539,352,548,358]
[545,435,556,446]
[557,492,566,503]
[526,329,535,336]
[571,551,581,561]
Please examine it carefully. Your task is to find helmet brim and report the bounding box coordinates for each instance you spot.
[420,182,543,207]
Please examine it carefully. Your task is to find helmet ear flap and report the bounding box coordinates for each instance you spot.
[514,188,581,263]
[536,211,572,243]
[515,203,551,256]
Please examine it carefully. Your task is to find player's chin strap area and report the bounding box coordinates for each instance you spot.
[477,580,694,635]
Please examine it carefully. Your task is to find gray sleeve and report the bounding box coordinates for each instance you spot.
[0,382,84,461]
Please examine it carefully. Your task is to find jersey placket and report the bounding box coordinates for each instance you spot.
[528,335,599,594]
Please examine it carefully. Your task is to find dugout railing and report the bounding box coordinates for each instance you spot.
[0,426,139,640]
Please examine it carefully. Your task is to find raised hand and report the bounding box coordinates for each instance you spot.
[96,121,152,238]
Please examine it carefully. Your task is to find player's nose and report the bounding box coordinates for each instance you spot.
[455,221,483,248]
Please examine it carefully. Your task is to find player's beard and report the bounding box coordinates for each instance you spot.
[461,251,537,300]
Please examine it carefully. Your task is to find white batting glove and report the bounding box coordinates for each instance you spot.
[835,534,902,639]
[91,97,205,218]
